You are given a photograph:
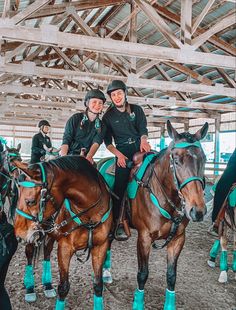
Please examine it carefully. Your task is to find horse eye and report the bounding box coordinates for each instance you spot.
[174,158,180,165]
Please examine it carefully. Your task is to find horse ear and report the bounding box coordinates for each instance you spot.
[5,145,10,151]
[17,143,21,151]
[166,120,180,141]
[195,122,209,141]
[13,160,40,179]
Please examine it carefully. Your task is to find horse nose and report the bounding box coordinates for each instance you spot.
[189,206,206,222]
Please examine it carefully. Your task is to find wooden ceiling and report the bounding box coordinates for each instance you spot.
[0,0,235,131]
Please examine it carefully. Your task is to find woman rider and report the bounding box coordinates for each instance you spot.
[60,89,106,164]
[103,80,151,241]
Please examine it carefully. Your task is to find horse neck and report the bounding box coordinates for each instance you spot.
[153,148,176,195]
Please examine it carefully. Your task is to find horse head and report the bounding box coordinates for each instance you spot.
[12,160,58,245]
[167,120,208,222]
[2,143,22,176]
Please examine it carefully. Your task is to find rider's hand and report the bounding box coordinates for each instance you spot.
[140,138,151,153]
[117,153,128,168]
[86,155,94,165]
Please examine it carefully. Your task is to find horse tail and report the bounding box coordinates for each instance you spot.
[225,205,236,231]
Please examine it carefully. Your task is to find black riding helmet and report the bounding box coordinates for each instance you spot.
[84,89,106,107]
[107,80,127,96]
[38,120,51,127]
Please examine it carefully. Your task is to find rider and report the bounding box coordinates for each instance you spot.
[30,120,52,164]
[209,148,236,235]
[60,89,106,164]
[103,80,151,241]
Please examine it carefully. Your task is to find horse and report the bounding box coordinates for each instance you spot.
[207,183,236,283]
[12,155,112,310]
[99,120,208,309]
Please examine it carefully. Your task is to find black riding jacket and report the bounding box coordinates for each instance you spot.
[62,112,104,155]
[102,104,148,148]
[30,132,52,164]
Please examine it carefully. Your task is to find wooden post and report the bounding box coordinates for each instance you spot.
[130,0,137,73]
[214,116,221,176]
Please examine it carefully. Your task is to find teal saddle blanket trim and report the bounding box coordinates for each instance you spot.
[127,153,158,199]
[99,153,158,200]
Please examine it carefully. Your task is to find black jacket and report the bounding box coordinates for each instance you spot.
[102,104,148,147]
[62,112,104,155]
[30,132,52,164]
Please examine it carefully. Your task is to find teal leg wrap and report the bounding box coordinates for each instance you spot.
[220,251,228,271]
[103,250,111,269]
[93,295,104,310]
[209,239,221,259]
[55,299,65,310]
[132,289,144,310]
[24,265,35,289]
[164,289,176,310]
[42,260,52,285]
[232,250,236,272]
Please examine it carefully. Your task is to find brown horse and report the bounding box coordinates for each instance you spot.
[13,156,112,310]
[130,120,208,310]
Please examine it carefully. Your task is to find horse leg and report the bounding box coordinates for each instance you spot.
[132,233,151,310]
[207,239,221,268]
[24,243,37,302]
[164,234,185,310]
[218,223,228,283]
[55,243,73,310]
[42,236,56,298]
[102,239,113,284]
[91,241,109,310]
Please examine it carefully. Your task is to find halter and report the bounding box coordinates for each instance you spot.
[16,162,49,223]
[170,141,205,192]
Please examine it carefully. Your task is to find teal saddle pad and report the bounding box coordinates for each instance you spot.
[212,183,236,208]
[99,153,158,199]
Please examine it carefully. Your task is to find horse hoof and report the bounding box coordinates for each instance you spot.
[207,260,216,268]
[218,271,228,283]
[103,268,113,284]
[44,288,57,298]
[25,292,37,302]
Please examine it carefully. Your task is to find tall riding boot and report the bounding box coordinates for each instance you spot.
[114,195,130,241]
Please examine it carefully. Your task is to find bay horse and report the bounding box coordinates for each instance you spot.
[12,156,112,310]
[207,183,236,283]
[98,121,208,309]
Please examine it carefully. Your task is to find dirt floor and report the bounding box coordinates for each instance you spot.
[5,216,236,310]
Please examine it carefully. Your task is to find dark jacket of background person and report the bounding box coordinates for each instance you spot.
[0,212,18,310]
[30,132,52,164]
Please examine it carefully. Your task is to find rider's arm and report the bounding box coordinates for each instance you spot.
[60,144,69,156]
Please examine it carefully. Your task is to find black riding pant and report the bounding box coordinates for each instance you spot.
[0,231,18,310]
[212,148,236,223]
[113,141,140,221]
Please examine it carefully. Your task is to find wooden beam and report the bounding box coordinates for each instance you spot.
[2,0,11,18]
[11,0,52,25]
[192,0,215,35]
[153,4,236,56]
[0,86,235,113]
[1,0,124,20]
[0,24,235,70]
[134,0,183,48]
[180,0,192,44]
[0,61,235,97]
[192,12,236,49]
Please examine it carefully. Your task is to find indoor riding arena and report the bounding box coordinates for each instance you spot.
[0,1,235,310]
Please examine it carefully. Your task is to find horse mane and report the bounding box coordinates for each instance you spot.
[46,156,100,182]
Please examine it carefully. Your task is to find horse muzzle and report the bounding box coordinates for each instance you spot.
[189,205,207,222]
